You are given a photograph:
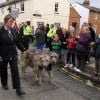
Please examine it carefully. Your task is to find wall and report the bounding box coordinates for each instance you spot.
[0,0,70,31]
[31,0,70,29]
[69,6,80,33]
[88,11,100,34]
[72,3,89,28]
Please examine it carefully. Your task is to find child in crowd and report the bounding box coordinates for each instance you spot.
[64,32,76,68]
[51,34,61,54]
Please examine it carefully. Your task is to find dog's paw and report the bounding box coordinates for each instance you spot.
[38,81,43,86]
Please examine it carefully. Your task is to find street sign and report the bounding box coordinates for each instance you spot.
[11,7,19,18]
[11,7,19,13]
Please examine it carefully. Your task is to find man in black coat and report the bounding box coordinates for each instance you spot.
[0,14,25,96]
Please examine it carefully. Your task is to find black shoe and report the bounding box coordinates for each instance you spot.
[16,89,25,96]
[2,85,9,90]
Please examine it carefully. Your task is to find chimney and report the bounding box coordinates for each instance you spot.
[83,0,90,6]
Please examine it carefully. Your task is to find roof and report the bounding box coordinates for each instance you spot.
[70,3,81,18]
[83,5,100,13]
[0,0,26,8]
[77,2,100,13]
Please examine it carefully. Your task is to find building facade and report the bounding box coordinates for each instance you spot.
[72,3,89,28]
[72,0,100,34]
[88,9,100,34]
[0,0,71,30]
[69,5,81,33]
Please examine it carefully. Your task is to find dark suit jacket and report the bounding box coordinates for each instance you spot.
[0,26,25,61]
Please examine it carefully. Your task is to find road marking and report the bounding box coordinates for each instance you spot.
[58,68,100,90]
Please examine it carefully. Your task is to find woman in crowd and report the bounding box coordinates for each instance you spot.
[74,26,91,72]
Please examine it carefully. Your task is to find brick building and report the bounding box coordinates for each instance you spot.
[69,5,81,33]
[86,6,100,34]
[72,0,100,34]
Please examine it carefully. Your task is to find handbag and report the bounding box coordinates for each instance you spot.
[76,44,86,53]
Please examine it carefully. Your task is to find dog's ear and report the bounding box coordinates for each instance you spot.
[49,52,53,56]
[56,53,59,58]
[33,55,38,61]
[46,51,51,56]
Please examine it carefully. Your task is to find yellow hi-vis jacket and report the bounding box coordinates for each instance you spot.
[47,27,56,39]
[23,25,31,35]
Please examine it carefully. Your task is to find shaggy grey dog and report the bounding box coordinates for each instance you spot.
[19,49,59,85]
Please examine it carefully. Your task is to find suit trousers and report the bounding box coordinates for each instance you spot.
[0,55,21,89]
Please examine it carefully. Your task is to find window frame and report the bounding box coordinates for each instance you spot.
[20,1,24,12]
[54,2,59,14]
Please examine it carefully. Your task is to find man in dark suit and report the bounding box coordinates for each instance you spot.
[0,14,26,96]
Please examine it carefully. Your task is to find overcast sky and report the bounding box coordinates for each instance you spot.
[0,0,6,3]
[70,0,100,8]
[0,0,100,8]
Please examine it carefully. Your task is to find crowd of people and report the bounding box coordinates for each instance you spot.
[0,14,100,97]
[14,17,100,76]
[33,21,100,77]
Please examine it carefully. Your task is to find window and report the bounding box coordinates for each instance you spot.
[7,5,12,13]
[0,22,3,28]
[72,22,77,31]
[1,7,4,15]
[54,2,59,14]
[6,0,12,1]
[54,23,60,27]
[37,22,44,26]
[20,2,24,12]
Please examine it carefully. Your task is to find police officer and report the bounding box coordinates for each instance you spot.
[0,14,25,96]
[47,24,56,50]
[19,21,32,50]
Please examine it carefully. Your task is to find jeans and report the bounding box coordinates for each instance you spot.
[61,49,68,64]
[36,44,44,50]
[67,49,75,65]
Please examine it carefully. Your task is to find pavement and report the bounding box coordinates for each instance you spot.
[58,57,100,89]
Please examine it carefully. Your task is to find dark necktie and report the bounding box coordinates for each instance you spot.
[7,29,13,40]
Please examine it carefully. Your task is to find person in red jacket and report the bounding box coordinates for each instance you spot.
[64,32,76,68]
